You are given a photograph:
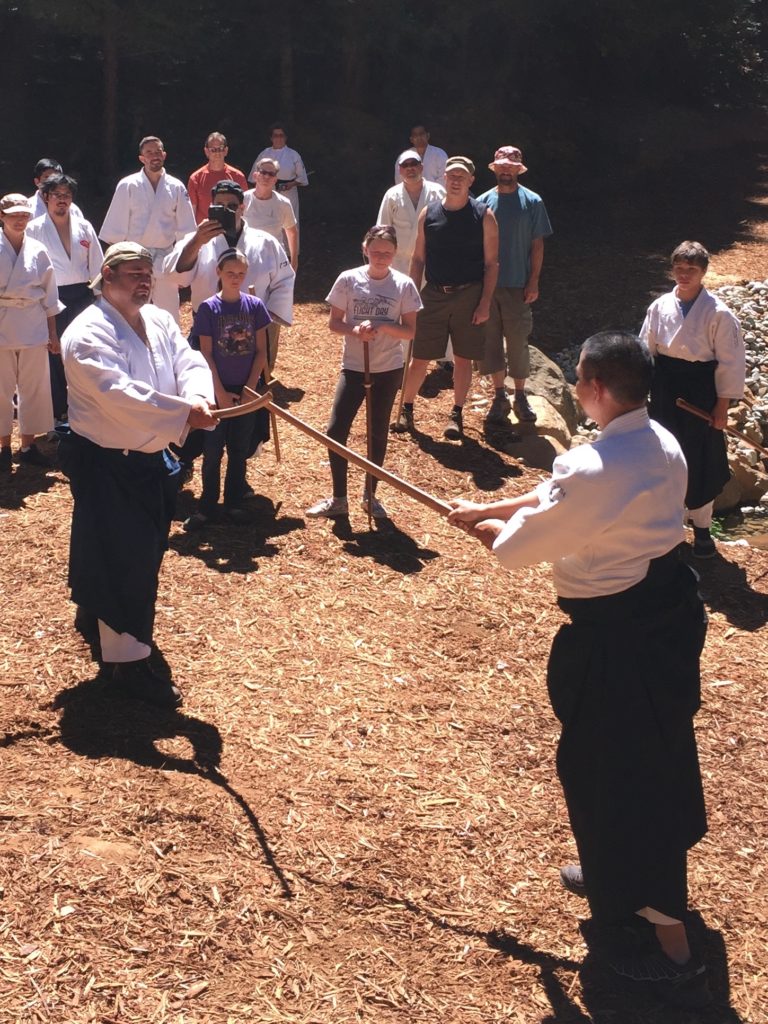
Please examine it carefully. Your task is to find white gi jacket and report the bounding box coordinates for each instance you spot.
[27,213,103,286]
[164,225,295,324]
[493,408,688,598]
[377,180,446,273]
[0,232,63,348]
[100,169,196,253]
[61,298,214,453]
[640,288,745,400]
[393,144,448,186]
[100,169,197,320]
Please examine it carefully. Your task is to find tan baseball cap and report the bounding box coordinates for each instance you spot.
[90,241,153,291]
[0,193,32,215]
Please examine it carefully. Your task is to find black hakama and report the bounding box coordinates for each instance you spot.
[59,432,179,647]
[649,354,730,509]
[547,550,708,923]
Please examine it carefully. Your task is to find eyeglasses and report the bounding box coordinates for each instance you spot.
[400,161,420,169]
[207,146,227,153]
[256,168,277,177]
[49,192,73,200]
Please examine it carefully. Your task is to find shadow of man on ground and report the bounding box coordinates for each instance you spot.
[52,675,293,898]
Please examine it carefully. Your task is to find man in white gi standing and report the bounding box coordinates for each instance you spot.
[377,150,445,275]
[28,174,103,430]
[449,332,711,1009]
[0,193,61,471]
[100,136,196,323]
[60,243,216,708]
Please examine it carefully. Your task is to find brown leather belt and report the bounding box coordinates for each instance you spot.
[431,282,477,294]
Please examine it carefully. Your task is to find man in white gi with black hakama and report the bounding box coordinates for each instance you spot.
[640,241,745,558]
[449,332,711,1009]
[60,243,216,708]
[99,136,196,323]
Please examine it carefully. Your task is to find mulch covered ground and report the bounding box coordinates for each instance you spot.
[1,155,768,1022]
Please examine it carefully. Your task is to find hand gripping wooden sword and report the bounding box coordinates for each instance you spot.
[675,398,768,459]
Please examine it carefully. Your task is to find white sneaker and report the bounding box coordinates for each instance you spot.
[306,496,349,518]
[361,494,388,519]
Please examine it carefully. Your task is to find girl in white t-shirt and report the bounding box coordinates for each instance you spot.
[307,225,422,520]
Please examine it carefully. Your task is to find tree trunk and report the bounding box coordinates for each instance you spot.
[102,5,118,183]
[279,13,295,123]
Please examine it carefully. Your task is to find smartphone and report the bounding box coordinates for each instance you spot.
[208,204,236,236]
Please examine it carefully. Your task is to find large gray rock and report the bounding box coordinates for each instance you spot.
[522,346,580,433]
[714,453,768,512]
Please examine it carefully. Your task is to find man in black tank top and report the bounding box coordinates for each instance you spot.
[392,156,498,440]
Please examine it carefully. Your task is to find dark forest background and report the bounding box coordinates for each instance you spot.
[0,0,766,311]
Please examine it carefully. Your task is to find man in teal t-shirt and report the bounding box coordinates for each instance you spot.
[478,146,552,425]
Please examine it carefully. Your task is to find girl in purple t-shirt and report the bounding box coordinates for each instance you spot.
[184,248,270,530]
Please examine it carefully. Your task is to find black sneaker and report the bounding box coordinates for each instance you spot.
[513,393,537,422]
[559,863,587,898]
[486,394,512,424]
[392,405,414,433]
[112,659,183,709]
[17,444,52,468]
[443,407,463,440]
[614,950,711,1008]
[692,526,716,558]
[0,447,11,472]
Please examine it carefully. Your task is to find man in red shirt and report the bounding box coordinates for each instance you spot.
[187,133,248,224]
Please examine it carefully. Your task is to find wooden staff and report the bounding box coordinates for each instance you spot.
[363,340,373,528]
[249,284,281,461]
[263,366,281,463]
[393,338,413,430]
[212,397,268,420]
[242,387,452,516]
[675,398,768,458]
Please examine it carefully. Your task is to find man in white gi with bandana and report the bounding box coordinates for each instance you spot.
[449,332,711,1010]
[100,136,196,323]
[60,243,216,708]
